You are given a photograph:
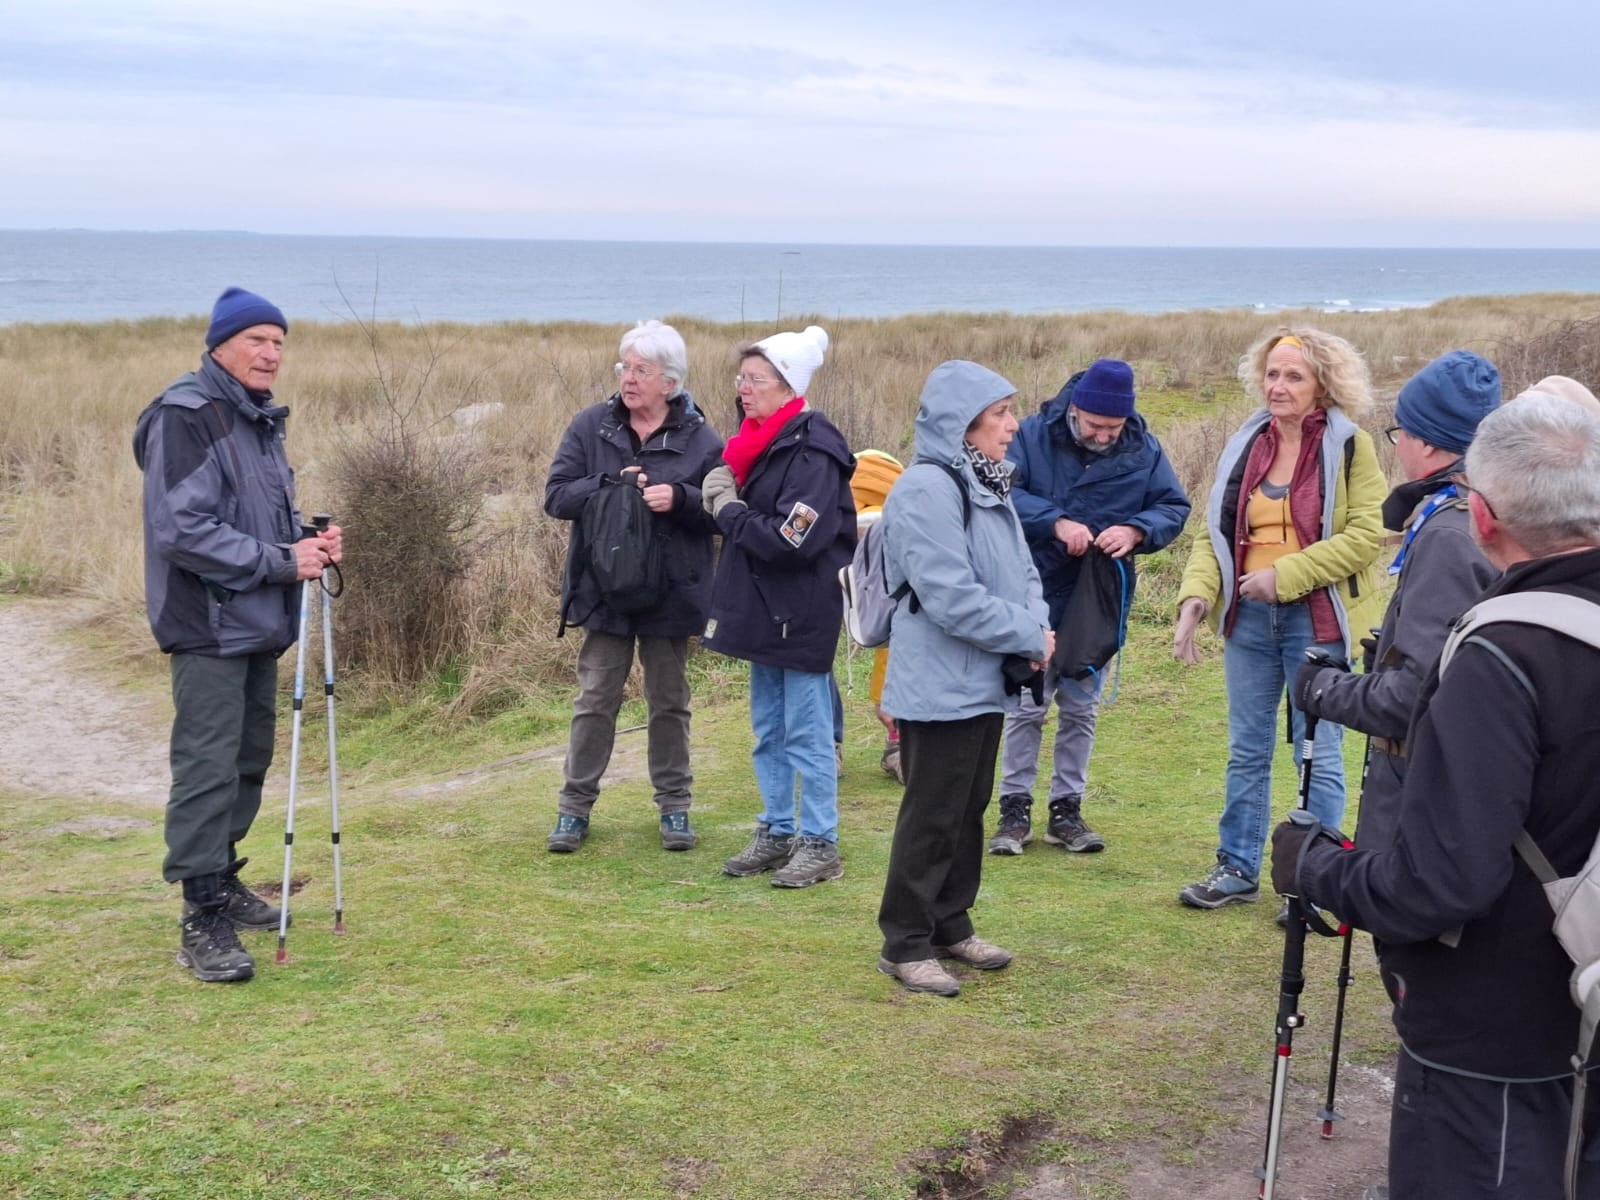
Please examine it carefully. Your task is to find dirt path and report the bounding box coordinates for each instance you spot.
[2,598,1390,1196]
[0,599,170,807]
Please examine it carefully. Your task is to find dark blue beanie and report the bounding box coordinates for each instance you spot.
[1395,350,1500,454]
[205,287,288,350]
[1069,358,1136,418]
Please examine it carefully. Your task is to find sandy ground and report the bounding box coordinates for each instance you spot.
[2,597,1390,1197]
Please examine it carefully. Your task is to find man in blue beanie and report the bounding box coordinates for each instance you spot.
[133,287,343,983]
[1294,349,1500,861]
[990,358,1191,855]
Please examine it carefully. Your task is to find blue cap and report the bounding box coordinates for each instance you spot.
[1395,350,1500,454]
[1069,358,1136,418]
[205,287,287,350]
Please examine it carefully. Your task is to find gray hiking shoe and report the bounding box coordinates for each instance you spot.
[770,836,843,888]
[988,793,1033,856]
[722,823,796,876]
[176,906,255,983]
[877,957,960,996]
[880,739,904,785]
[212,857,284,931]
[1042,796,1105,852]
[659,811,696,851]
[547,813,590,853]
[1179,861,1260,908]
[933,935,1013,970]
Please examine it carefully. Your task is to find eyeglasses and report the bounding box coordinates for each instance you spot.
[1449,472,1498,520]
[734,373,778,389]
[1383,425,1402,445]
[614,361,660,380]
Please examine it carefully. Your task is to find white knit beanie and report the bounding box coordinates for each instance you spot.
[754,325,829,397]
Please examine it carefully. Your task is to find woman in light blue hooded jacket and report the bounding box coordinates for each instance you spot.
[875,360,1053,997]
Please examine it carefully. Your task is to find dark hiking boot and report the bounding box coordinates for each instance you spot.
[659,811,697,851]
[770,836,844,888]
[722,823,795,876]
[207,857,284,931]
[176,905,255,983]
[547,813,590,853]
[1043,796,1105,852]
[1178,861,1260,909]
[988,793,1033,856]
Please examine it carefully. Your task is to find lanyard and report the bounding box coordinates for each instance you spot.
[1388,484,1458,577]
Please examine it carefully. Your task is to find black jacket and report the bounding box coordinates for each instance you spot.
[1301,546,1600,1080]
[702,408,856,673]
[545,393,723,638]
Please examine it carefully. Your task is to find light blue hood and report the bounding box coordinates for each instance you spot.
[912,360,1018,466]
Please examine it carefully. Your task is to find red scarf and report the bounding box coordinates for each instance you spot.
[722,396,806,485]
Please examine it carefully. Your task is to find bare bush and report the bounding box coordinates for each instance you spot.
[1489,313,1600,396]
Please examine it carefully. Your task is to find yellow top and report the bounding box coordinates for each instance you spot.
[1242,485,1302,573]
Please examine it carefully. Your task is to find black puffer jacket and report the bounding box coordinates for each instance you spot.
[702,408,856,673]
[545,393,723,638]
[1301,546,1600,1080]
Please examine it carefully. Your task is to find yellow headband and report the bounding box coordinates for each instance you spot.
[1275,334,1304,349]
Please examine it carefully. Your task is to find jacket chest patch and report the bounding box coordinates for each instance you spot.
[780,502,819,548]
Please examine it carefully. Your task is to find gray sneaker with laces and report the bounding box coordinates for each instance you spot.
[770,835,843,888]
[722,823,795,876]
[1179,861,1260,908]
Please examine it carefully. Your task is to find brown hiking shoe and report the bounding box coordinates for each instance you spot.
[770,836,843,888]
[877,957,960,996]
[934,935,1013,970]
[722,823,795,876]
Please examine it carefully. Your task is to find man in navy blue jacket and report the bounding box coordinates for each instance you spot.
[990,359,1190,855]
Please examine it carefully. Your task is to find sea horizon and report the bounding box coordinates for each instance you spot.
[4,229,1599,327]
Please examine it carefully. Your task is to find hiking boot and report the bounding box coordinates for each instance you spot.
[878,957,961,996]
[176,906,255,983]
[934,935,1013,970]
[988,793,1033,856]
[880,739,904,785]
[659,811,696,851]
[722,823,795,876]
[1043,796,1105,853]
[210,857,284,931]
[547,813,589,853]
[1179,861,1260,909]
[770,836,844,888]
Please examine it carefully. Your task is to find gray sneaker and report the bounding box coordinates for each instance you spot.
[880,740,905,785]
[1179,861,1260,908]
[988,793,1033,856]
[1043,796,1105,852]
[547,813,589,853]
[176,906,255,983]
[722,823,795,876]
[659,811,696,851]
[877,957,960,996]
[770,836,844,888]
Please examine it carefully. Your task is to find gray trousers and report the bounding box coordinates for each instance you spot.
[163,651,278,882]
[559,631,692,817]
[998,668,1104,803]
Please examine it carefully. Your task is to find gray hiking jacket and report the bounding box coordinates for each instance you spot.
[133,353,303,657]
[880,361,1048,722]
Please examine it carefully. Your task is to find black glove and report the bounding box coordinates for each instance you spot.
[1293,649,1349,714]
[1001,655,1045,706]
[1269,813,1349,898]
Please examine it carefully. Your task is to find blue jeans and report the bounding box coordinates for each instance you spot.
[1217,599,1346,880]
[749,663,839,842]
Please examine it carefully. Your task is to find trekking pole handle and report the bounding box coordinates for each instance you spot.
[1287,809,1319,830]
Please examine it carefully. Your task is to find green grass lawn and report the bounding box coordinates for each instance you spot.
[0,616,1395,1199]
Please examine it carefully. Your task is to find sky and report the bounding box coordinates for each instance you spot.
[5,0,1600,248]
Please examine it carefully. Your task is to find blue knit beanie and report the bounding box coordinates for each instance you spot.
[1395,350,1501,454]
[1069,358,1136,418]
[205,287,288,350]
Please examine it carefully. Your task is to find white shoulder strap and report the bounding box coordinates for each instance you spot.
[1440,592,1600,676]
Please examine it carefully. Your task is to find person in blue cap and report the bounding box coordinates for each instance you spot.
[133,287,343,983]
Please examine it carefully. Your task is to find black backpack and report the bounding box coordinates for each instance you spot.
[1052,547,1134,681]
[558,476,664,635]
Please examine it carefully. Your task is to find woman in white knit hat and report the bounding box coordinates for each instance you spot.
[701,326,858,887]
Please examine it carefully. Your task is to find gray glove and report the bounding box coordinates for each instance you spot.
[701,465,741,518]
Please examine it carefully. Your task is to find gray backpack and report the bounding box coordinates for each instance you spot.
[1439,591,1600,1200]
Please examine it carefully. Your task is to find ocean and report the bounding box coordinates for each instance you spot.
[3,230,1599,327]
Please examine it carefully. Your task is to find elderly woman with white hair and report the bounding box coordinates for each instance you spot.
[544,319,724,854]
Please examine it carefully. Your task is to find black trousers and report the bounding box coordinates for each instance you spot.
[876,713,1004,962]
[1388,1050,1600,1199]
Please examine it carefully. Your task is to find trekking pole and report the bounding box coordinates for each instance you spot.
[316,514,346,936]
[1258,705,1320,1200]
[276,570,316,965]
[1318,632,1375,1138]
